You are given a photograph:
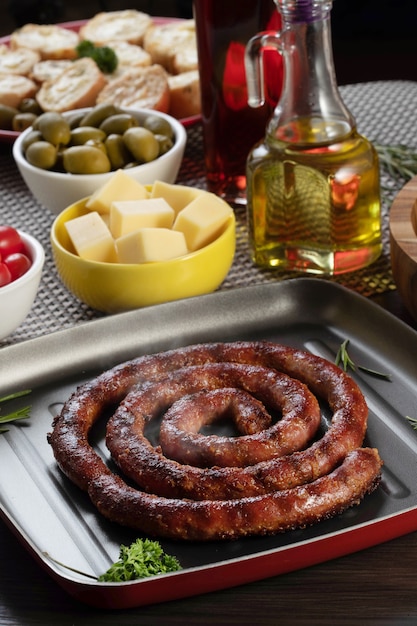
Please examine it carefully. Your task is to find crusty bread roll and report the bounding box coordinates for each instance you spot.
[79,10,152,47]
[9,24,80,60]
[0,44,40,76]
[96,64,170,113]
[0,72,38,108]
[168,70,201,118]
[30,59,73,84]
[143,20,198,74]
[36,57,106,112]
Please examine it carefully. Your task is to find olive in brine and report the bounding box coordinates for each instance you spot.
[79,103,121,127]
[19,98,42,116]
[99,113,139,135]
[25,141,57,170]
[143,114,174,140]
[35,112,71,146]
[66,110,87,129]
[105,134,131,169]
[12,112,38,132]
[0,104,19,130]
[21,129,42,152]
[123,127,159,163]
[70,126,107,145]
[155,133,174,156]
[62,145,111,174]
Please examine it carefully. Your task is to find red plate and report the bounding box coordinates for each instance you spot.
[0,18,201,143]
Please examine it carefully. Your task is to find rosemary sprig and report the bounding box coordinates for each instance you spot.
[42,552,97,580]
[405,416,417,431]
[374,143,417,182]
[0,389,32,433]
[335,340,391,380]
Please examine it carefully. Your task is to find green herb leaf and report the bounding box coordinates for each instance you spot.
[42,552,97,580]
[406,416,417,430]
[0,390,32,433]
[335,340,391,380]
[76,40,118,74]
[374,143,417,182]
[98,538,182,582]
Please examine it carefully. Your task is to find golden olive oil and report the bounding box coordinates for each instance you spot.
[246,117,382,274]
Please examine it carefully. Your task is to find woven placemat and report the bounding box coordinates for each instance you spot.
[1,80,416,347]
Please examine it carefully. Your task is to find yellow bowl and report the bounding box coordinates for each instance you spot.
[50,189,236,313]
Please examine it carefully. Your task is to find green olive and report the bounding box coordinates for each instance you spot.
[21,129,43,152]
[85,139,107,153]
[25,140,57,170]
[143,114,174,140]
[62,145,111,174]
[70,126,107,145]
[155,133,174,156]
[35,112,71,146]
[99,113,139,135]
[79,103,121,127]
[18,98,42,116]
[105,133,131,169]
[123,127,159,163]
[66,110,86,129]
[0,104,19,130]
[12,112,38,132]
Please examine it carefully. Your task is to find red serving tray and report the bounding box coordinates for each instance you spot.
[1,279,417,609]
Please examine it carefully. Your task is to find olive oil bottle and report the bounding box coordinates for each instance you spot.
[245,0,382,275]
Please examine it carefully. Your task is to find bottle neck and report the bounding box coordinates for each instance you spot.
[269,0,355,144]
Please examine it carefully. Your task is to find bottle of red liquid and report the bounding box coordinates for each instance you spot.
[193,0,282,204]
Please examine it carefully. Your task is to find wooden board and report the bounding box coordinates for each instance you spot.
[389,175,417,321]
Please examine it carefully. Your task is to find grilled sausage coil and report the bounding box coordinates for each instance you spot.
[48,341,382,541]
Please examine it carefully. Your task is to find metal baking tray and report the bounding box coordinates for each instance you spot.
[1,278,417,610]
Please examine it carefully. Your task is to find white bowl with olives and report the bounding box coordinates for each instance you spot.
[12,104,187,215]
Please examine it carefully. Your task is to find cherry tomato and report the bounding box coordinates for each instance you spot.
[0,226,24,255]
[4,252,32,281]
[0,262,12,287]
[0,225,24,257]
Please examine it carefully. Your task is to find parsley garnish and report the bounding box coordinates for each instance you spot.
[98,539,182,582]
[76,40,118,74]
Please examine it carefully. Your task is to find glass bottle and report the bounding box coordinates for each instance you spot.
[245,0,382,275]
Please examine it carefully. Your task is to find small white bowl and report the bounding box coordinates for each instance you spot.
[12,108,187,215]
[0,231,45,340]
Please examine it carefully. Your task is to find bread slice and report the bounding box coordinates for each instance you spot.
[0,44,40,76]
[96,64,170,113]
[30,59,73,84]
[105,41,152,81]
[0,72,38,107]
[168,70,201,118]
[79,10,152,47]
[143,20,198,74]
[9,24,80,60]
[36,57,106,112]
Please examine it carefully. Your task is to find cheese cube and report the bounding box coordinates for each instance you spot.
[86,170,149,214]
[64,211,116,262]
[110,197,175,239]
[151,180,204,215]
[173,193,233,251]
[116,228,188,263]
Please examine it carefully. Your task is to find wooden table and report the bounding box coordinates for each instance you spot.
[1,80,417,625]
